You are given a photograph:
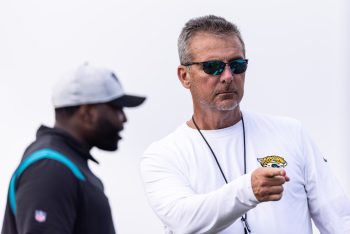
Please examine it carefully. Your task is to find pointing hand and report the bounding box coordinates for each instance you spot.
[251,168,290,202]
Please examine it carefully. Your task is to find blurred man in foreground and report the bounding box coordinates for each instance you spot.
[2,63,145,234]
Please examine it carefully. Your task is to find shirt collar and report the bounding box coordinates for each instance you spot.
[36,125,99,164]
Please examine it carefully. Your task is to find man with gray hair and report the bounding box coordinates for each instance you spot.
[140,15,350,234]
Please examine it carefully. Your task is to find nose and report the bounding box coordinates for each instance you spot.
[219,64,233,83]
[121,111,127,123]
[116,110,127,123]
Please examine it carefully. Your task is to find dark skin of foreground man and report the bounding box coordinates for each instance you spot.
[2,64,145,234]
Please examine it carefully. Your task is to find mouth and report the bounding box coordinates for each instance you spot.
[114,133,122,143]
[215,90,237,96]
[116,128,123,140]
[215,85,238,96]
[218,91,234,94]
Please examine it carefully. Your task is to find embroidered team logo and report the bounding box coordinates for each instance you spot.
[34,210,47,223]
[257,155,288,168]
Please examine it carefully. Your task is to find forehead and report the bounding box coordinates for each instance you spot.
[188,32,244,61]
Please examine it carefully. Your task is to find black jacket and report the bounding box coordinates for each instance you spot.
[1,126,116,234]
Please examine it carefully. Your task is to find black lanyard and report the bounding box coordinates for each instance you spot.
[192,113,251,234]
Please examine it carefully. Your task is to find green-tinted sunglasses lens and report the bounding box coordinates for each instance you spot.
[229,59,248,74]
[202,61,225,75]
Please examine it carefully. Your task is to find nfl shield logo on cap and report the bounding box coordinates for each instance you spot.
[34,210,47,223]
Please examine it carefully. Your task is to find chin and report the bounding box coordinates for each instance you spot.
[216,101,239,111]
[97,143,118,151]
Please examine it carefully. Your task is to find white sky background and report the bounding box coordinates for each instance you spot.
[0,0,349,233]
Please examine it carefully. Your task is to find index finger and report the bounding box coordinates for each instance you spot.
[265,168,285,178]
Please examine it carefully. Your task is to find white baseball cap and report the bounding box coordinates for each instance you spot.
[52,63,146,108]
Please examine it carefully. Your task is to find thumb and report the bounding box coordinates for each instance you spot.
[266,168,284,177]
[279,169,290,181]
[279,169,286,177]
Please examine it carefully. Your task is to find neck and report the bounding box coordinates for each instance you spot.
[54,121,92,151]
[189,108,242,130]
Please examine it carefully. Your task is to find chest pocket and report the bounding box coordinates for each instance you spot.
[9,148,86,215]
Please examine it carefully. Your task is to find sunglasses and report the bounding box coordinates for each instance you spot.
[183,59,248,76]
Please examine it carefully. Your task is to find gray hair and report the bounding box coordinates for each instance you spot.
[178,15,245,65]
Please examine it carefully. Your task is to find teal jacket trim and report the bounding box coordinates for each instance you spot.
[9,148,86,215]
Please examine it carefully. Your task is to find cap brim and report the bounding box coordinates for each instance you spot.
[110,94,146,108]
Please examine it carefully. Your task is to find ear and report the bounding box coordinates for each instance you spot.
[77,105,98,127]
[177,65,191,89]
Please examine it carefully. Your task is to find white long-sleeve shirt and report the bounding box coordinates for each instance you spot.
[140,112,350,234]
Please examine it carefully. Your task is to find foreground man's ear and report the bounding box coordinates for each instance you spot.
[77,104,98,127]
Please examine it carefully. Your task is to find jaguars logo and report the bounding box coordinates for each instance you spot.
[257,155,288,168]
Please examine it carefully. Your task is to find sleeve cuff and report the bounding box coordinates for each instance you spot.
[237,172,259,206]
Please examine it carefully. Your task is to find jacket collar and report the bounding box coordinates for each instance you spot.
[36,125,99,164]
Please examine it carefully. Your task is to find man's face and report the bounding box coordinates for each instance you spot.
[183,32,246,113]
[92,104,126,151]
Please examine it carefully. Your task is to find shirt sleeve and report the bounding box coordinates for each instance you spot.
[301,127,350,234]
[14,158,80,234]
[140,144,259,234]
